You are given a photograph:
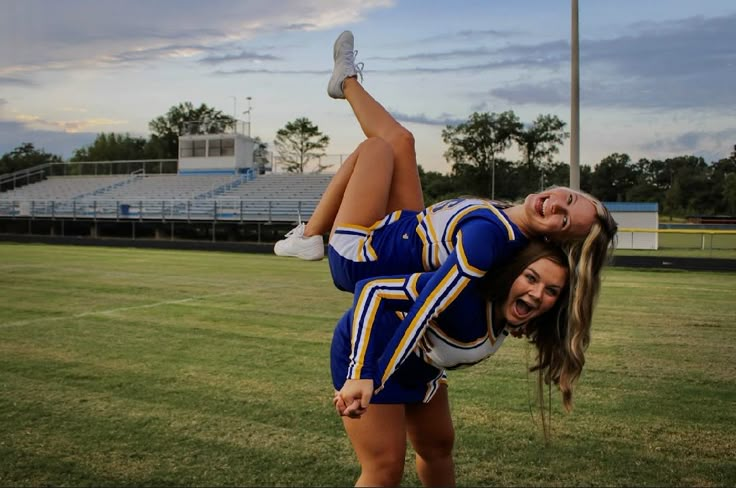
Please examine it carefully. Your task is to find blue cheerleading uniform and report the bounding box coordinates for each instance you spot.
[331,271,518,404]
[327,198,528,292]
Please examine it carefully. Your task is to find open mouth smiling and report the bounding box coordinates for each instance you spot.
[513,298,535,318]
[535,196,549,218]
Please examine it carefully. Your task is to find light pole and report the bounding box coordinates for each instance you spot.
[242,96,253,137]
[228,96,237,118]
[570,0,580,190]
[228,96,238,133]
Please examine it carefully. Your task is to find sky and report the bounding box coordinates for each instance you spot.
[1,0,734,174]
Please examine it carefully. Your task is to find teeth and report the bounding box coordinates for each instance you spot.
[535,197,546,217]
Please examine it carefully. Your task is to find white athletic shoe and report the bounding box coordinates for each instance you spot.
[274,222,325,261]
[327,30,364,99]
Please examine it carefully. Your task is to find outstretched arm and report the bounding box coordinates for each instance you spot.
[338,272,435,417]
[371,218,514,390]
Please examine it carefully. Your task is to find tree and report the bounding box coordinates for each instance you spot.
[418,165,458,204]
[542,161,574,190]
[442,111,522,199]
[591,153,638,202]
[71,133,148,162]
[724,173,736,215]
[708,157,736,214]
[0,142,62,174]
[252,136,271,174]
[515,114,569,166]
[662,156,710,215]
[274,117,330,173]
[147,102,236,158]
[663,176,684,218]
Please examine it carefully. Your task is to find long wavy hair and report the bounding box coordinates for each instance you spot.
[486,194,618,412]
[554,192,618,410]
[478,240,572,406]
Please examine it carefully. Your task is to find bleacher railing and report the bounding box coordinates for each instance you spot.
[0,197,319,223]
[0,160,179,192]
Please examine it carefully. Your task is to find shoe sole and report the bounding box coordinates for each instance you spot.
[328,31,353,99]
[274,243,324,260]
[334,31,352,62]
[274,250,324,261]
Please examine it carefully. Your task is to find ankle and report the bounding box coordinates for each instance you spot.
[342,76,359,94]
[303,223,319,237]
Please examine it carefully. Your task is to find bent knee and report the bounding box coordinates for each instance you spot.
[386,128,415,156]
[413,432,455,461]
[361,454,405,486]
[359,136,394,159]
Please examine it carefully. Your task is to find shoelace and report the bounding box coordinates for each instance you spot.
[284,223,304,238]
[343,49,364,83]
[353,50,364,82]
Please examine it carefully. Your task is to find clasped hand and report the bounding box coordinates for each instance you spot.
[333,379,374,418]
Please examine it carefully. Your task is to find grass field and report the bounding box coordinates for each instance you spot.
[1,243,735,487]
[615,231,736,258]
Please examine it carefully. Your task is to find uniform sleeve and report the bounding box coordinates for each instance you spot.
[346,272,432,381]
[372,218,512,390]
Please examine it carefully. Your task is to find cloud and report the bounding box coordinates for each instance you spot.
[389,110,465,127]
[490,14,736,110]
[414,28,517,44]
[370,47,494,63]
[0,0,394,74]
[199,51,281,65]
[371,40,568,66]
[13,113,126,134]
[0,120,96,159]
[366,13,736,111]
[640,128,736,161]
[0,101,126,158]
[112,44,215,64]
[214,68,329,76]
[0,76,35,87]
[490,80,569,106]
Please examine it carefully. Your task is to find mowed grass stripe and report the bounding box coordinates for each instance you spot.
[0,380,354,486]
[1,243,735,486]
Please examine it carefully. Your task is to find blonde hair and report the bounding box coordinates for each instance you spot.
[551,197,617,411]
[486,192,617,412]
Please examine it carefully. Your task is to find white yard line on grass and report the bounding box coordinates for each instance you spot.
[0,290,244,329]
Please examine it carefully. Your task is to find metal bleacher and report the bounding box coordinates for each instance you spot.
[0,175,129,200]
[0,172,331,223]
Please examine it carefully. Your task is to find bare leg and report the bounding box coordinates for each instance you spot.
[343,404,408,486]
[303,148,360,237]
[285,33,424,241]
[303,135,394,238]
[406,386,456,487]
[329,137,396,238]
[343,78,424,213]
[303,80,424,238]
[306,137,395,238]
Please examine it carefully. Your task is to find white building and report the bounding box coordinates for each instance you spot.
[177,121,259,175]
[604,202,659,250]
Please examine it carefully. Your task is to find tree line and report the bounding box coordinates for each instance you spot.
[1,101,735,218]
